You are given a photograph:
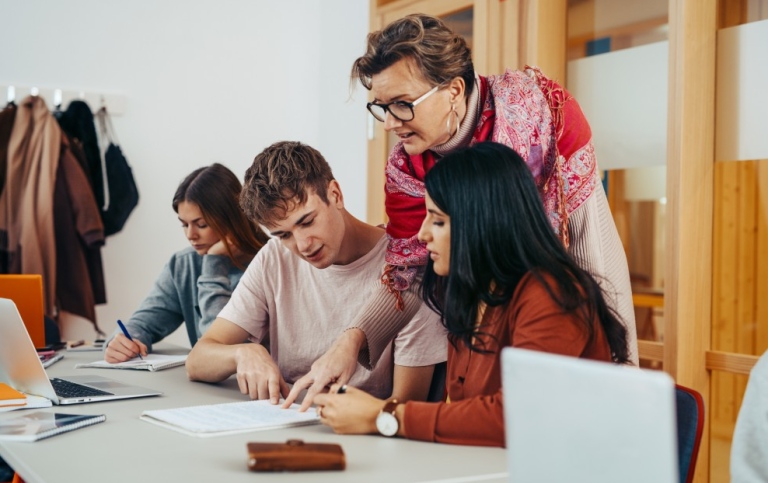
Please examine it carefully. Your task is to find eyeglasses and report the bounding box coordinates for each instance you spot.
[367,85,440,123]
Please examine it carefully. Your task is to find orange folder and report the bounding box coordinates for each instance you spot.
[0,274,46,348]
[0,382,27,407]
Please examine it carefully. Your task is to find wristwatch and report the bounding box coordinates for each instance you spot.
[376,399,400,437]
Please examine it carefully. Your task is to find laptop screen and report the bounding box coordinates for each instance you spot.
[501,348,678,483]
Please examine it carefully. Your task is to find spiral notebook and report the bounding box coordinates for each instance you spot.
[0,411,106,442]
[141,400,320,437]
[75,354,188,372]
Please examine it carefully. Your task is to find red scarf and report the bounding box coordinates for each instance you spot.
[383,67,597,292]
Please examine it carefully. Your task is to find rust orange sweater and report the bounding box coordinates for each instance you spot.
[402,272,613,447]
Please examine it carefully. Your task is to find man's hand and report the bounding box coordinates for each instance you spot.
[105,334,147,363]
[282,329,366,411]
[234,343,290,404]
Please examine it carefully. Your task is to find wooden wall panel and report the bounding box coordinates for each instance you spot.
[711,162,737,438]
[711,159,768,440]
[758,161,768,351]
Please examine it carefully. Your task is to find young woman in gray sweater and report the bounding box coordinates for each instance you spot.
[104,163,269,362]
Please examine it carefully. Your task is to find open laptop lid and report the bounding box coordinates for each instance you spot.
[0,298,162,404]
[501,347,678,483]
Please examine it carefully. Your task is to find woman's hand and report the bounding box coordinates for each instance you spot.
[207,236,245,259]
[313,384,384,435]
[105,334,148,363]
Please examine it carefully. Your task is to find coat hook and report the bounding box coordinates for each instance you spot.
[6,86,14,103]
[53,89,63,109]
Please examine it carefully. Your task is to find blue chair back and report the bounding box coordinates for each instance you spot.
[675,385,704,483]
[427,361,447,402]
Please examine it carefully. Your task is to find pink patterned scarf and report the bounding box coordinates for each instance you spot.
[382,66,599,297]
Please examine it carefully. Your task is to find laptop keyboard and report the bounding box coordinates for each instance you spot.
[50,378,113,398]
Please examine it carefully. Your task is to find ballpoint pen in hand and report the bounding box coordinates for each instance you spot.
[116,319,144,360]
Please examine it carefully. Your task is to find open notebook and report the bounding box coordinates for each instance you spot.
[0,411,105,442]
[76,354,188,372]
[141,400,320,437]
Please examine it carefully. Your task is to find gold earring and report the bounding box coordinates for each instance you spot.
[446,102,459,138]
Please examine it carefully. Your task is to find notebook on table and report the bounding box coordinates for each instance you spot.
[0,383,27,407]
[0,298,162,405]
[0,411,105,442]
[140,400,321,437]
[501,347,678,483]
[76,354,188,372]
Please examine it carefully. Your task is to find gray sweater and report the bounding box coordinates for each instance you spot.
[106,247,245,352]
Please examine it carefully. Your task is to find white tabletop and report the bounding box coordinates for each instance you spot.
[0,345,508,483]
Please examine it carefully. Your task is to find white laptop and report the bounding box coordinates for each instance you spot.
[501,347,678,483]
[0,298,162,404]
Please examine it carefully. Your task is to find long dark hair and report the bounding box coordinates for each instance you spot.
[421,142,629,364]
[172,163,269,268]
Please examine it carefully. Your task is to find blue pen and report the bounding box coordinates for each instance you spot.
[117,319,144,360]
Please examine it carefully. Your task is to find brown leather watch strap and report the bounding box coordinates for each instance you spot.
[381,398,399,415]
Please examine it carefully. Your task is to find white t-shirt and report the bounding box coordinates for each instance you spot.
[219,236,447,399]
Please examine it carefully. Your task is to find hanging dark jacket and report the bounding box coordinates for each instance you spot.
[56,100,104,210]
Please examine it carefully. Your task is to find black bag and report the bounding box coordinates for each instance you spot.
[96,108,139,236]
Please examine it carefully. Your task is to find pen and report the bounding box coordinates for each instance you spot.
[42,353,64,368]
[117,319,143,360]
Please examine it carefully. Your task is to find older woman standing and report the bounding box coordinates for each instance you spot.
[285,13,637,408]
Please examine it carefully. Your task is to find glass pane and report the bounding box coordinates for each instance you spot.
[719,0,768,27]
[750,1,768,21]
[441,8,473,50]
[711,7,768,481]
[567,0,668,61]
[567,0,669,354]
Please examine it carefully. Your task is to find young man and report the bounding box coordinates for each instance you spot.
[186,141,446,406]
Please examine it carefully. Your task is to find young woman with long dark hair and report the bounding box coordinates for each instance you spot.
[104,163,269,362]
[314,142,629,447]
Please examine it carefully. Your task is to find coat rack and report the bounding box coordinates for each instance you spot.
[2,85,126,115]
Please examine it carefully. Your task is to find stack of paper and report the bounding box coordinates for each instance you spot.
[141,400,320,437]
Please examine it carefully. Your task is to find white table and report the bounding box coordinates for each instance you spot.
[0,345,508,483]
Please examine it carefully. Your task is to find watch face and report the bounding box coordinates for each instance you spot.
[376,411,398,437]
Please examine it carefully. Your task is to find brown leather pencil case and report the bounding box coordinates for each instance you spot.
[246,439,346,472]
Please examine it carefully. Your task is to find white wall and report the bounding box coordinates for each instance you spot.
[0,0,370,344]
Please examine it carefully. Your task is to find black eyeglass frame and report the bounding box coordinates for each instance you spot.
[366,85,440,123]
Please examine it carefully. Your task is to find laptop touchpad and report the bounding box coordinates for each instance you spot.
[85,380,129,389]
